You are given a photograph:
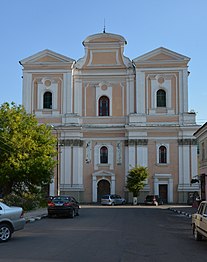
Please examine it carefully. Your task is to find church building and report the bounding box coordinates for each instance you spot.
[20,31,199,203]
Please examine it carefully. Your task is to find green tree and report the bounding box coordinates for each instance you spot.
[0,102,57,196]
[126,165,149,197]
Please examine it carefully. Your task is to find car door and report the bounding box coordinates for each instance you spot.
[71,197,79,211]
[115,195,122,205]
[0,204,3,219]
[199,203,207,238]
[196,203,205,235]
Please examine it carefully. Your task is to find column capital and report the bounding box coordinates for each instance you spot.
[125,139,148,146]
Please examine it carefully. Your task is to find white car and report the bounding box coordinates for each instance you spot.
[0,202,26,242]
[192,201,207,241]
[101,194,126,206]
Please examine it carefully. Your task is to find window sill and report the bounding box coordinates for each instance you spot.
[98,164,110,167]
[156,163,169,166]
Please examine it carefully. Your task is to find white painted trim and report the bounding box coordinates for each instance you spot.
[63,73,72,114]
[88,50,121,66]
[120,82,125,116]
[128,145,136,168]
[74,79,82,115]
[137,146,148,167]
[156,143,170,164]
[153,173,173,203]
[136,71,145,114]
[94,143,114,170]
[22,73,32,113]
[49,179,55,196]
[92,170,115,202]
[73,146,83,185]
[96,84,112,116]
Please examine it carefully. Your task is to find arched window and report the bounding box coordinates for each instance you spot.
[100,146,108,163]
[159,146,167,163]
[43,92,52,109]
[157,89,166,107]
[99,96,109,116]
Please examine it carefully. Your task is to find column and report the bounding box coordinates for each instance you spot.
[111,175,116,194]
[63,73,72,114]
[92,176,97,202]
[191,144,198,179]
[126,76,135,114]
[128,145,135,168]
[178,141,191,190]
[74,79,82,115]
[60,146,72,186]
[168,178,173,203]
[182,69,188,113]
[72,146,83,187]
[154,178,159,195]
[137,146,148,167]
[22,73,32,113]
[136,71,145,114]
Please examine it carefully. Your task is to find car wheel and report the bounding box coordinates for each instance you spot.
[70,209,75,218]
[48,213,53,218]
[111,202,115,206]
[194,226,202,241]
[0,224,12,242]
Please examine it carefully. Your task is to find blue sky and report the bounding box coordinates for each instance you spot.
[0,0,206,124]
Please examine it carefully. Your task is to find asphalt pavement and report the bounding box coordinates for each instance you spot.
[24,204,199,223]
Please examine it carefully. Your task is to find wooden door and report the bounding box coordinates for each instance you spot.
[97,180,110,203]
[159,184,168,203]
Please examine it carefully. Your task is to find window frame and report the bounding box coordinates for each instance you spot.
[159,145,167,164]
[157,89,166,108]
[43,91,52,109]
[100,146,108,164]
[98,96,110,116]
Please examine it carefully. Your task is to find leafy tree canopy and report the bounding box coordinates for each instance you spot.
[126,165,149,197]
[0,102,57,196]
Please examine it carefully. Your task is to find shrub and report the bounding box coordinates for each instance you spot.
[3,192,47,211]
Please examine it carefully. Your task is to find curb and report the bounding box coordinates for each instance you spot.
[25,214,47,223]
[168,207,192,218]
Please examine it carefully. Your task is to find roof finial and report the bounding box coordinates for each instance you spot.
[103,18,106,33]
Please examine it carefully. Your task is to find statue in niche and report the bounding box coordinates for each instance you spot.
[85,141,92,163]
[116,142,122,165]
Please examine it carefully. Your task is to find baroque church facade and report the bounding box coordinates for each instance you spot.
[20,32,199,203]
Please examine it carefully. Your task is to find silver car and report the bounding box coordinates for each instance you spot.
[101,194,126,206]
[0,202,26,242]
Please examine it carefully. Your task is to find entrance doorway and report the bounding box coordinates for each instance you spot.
[159,184,168,203]
[97,180,110,203]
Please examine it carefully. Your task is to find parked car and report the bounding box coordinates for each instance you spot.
[0,202,25,242]
[192,201,207,241]
[48,196,80,218]
[101,194,126,206]
[144,195,164,206]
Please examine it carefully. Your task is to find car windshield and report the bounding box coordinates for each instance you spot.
[52,196,71,203]
[146,195,157,200]
[146,196,153,200]
[102,195,109,199]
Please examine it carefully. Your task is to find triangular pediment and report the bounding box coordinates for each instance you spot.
[133,47,190,65]
[20,49,75,65]
[92,170,114,177]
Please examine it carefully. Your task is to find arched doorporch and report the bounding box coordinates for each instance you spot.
[97,180,110,203]
[92,170,115,202]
